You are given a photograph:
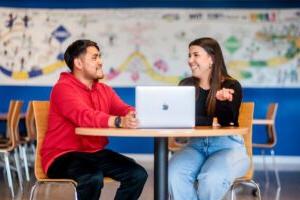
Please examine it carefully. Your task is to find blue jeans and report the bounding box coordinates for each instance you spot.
[168,135,250,200]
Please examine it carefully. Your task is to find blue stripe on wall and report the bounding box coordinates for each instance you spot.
[0,86,299,155]
[0,0,299,8]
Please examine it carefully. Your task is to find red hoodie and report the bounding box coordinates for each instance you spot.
[42,72,133,173]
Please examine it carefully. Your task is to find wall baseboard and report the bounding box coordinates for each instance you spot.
[253,155,300,171]
[124,154,300,171]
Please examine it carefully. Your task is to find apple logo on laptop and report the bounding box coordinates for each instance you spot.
[162,103,169,110]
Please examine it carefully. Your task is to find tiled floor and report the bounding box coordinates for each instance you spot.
[0,159,299,200]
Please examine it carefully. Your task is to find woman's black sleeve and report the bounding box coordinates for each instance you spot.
[215,80,242,126]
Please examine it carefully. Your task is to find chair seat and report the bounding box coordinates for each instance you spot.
[38,178,78,186]
[253,143,275,148]
[0,143,10,148]
[0,138,10,144]
[0,142,13,151]
[37,177,114,186]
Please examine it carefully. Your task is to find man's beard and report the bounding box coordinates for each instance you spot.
[94,74,104,81]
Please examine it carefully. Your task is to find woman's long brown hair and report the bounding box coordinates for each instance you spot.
[189,37,232,116]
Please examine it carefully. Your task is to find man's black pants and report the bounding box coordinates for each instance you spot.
[47,149,148,200]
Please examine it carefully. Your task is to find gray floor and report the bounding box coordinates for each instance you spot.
[0,160,299,200]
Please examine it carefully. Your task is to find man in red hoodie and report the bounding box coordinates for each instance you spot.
[43,40,148,200]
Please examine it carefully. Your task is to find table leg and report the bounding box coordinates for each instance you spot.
[154,137,168,200]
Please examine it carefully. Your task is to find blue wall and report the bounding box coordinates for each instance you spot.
[0,0,299,155]
[0,86,299,155]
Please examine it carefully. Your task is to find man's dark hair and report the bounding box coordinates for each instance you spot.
[64,39,99,71]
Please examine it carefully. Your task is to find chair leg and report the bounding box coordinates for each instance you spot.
[230,183,236,200]
[30,143,36,165]
[30,181,78,200]
[31,142,36,155]
[73,183,78,200]
[4,152,14,198]
[14,149,23,191]
[231,180,262,200]
[230,182,247,200]
[261,149,269,187]
[29,182,39,200]
[270,149,281,189]
[2,166,6,183]
[248,180,262,200]
[20,145,30,181]
[270,149,281,200]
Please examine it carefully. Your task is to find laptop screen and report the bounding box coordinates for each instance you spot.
[135,86,195,128]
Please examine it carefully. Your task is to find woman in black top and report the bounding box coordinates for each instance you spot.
[168,37,250,200]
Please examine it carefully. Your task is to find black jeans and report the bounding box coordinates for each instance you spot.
[47,149,148,200]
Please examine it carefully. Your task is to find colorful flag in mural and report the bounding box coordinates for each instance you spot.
[0,8,299,87]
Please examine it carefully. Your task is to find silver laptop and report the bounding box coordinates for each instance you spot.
[135,86,195,128]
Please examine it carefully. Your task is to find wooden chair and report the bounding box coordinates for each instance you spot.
[21,101,36,144]
[0,100,16,144]
[30,101,113,200]
[25,100,37,161]
[1,101,34,182]
[19,101,36,181]
[0,100,24,198]
[253,103,280,190]
[25,101,36,143]
[168,102,261,200]
[230,102,261,199]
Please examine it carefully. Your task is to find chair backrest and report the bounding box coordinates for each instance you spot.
[266,103,278,120]
[25,101,36,141]
[32,100,113,184]
[8,100,23,150]
[238,102,255,180]
[32,101,50,180]
[5,100,16,139]
[266,103,278,146]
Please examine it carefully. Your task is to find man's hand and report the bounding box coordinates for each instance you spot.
[216,88,234,101]
[121,111,139,129]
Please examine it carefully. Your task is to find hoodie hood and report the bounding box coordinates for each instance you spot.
[57,72,98,91]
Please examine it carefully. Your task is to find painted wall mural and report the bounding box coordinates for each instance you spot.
[0,8,299,87]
